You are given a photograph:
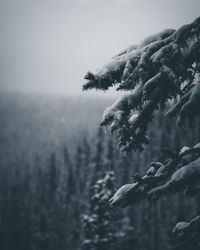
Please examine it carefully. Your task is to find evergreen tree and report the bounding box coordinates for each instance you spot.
[105,137,115,171]
[47,153,58,200]
[81,138,92,201]
[62,146,73,203]
[90,128,105,185]
[80,172,115,250]
[83,16,200,249]
[56,146,73,250]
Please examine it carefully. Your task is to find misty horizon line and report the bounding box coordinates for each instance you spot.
[0,88,120,99]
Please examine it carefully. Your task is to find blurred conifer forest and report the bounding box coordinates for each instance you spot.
[0,91,200,250]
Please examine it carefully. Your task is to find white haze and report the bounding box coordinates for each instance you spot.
[0,0,200,96]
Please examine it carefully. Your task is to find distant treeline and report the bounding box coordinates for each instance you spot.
[0,93,200,250]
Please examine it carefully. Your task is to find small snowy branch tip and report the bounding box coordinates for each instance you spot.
[83,17,200,152]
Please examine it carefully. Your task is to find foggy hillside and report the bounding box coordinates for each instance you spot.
[0,91,114,161]
[1,91,200,250]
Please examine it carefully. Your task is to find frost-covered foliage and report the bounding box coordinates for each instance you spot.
[109,142,200,208]
[80,172,115,250]
[83,16,200,250]
[83,17,200,153]
[108,143,200,249]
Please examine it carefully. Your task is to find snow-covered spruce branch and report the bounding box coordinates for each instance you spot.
[83,17,200,152]
[109,142,200,208]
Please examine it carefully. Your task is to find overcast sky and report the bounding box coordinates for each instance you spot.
[0,0,200,96]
